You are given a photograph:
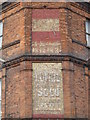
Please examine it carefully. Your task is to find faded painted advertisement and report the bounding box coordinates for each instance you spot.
[32,63,64,115]
[32,9,61,55]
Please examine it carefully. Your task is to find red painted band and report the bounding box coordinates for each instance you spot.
[32,9,59,19]
[33,114,64,118]
[32,32,60,42]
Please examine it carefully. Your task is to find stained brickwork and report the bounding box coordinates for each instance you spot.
[0,2,89,119]
[32,9,61,55]
[32,63,64,118]
[70,11,88,60]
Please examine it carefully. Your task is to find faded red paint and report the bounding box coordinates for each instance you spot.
[33,114,64,118]
[32,9,60,54]
[32,9,59,19]
[32,32,60,42]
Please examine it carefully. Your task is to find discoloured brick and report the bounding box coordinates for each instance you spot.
[32,63,64,116]
[0,2,89,119]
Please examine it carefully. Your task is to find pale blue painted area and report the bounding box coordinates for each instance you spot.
[0,22,3,49]
[86,20,90,47]
[0,80,1,120]
[0,22,3,36]
[0,37,2,49]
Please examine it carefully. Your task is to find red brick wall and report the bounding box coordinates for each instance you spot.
[1,2,89,119]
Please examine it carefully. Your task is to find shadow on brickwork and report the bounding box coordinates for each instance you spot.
[1,118,88,120]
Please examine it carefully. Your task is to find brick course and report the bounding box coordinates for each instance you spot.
[0,2,89,119]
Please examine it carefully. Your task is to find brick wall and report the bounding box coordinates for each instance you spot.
[0,2,89,119]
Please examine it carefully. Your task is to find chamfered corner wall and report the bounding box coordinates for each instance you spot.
[0,2,89,119]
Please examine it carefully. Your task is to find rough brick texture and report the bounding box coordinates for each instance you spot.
[0,2,89,119]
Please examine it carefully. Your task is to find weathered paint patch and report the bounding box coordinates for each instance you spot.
[32,32,60,42]
[32,9,61,55]
[32,63,64,115]
[32,19,59,31]
[33,114,64,118]
[32,9,60,19]
[32,41,61,55]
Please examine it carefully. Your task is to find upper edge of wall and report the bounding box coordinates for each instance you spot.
[0,2,90,14]
[71,2,90,14]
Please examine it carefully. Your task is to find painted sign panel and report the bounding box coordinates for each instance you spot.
[32,9,61,55]
[32,63,64,117]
